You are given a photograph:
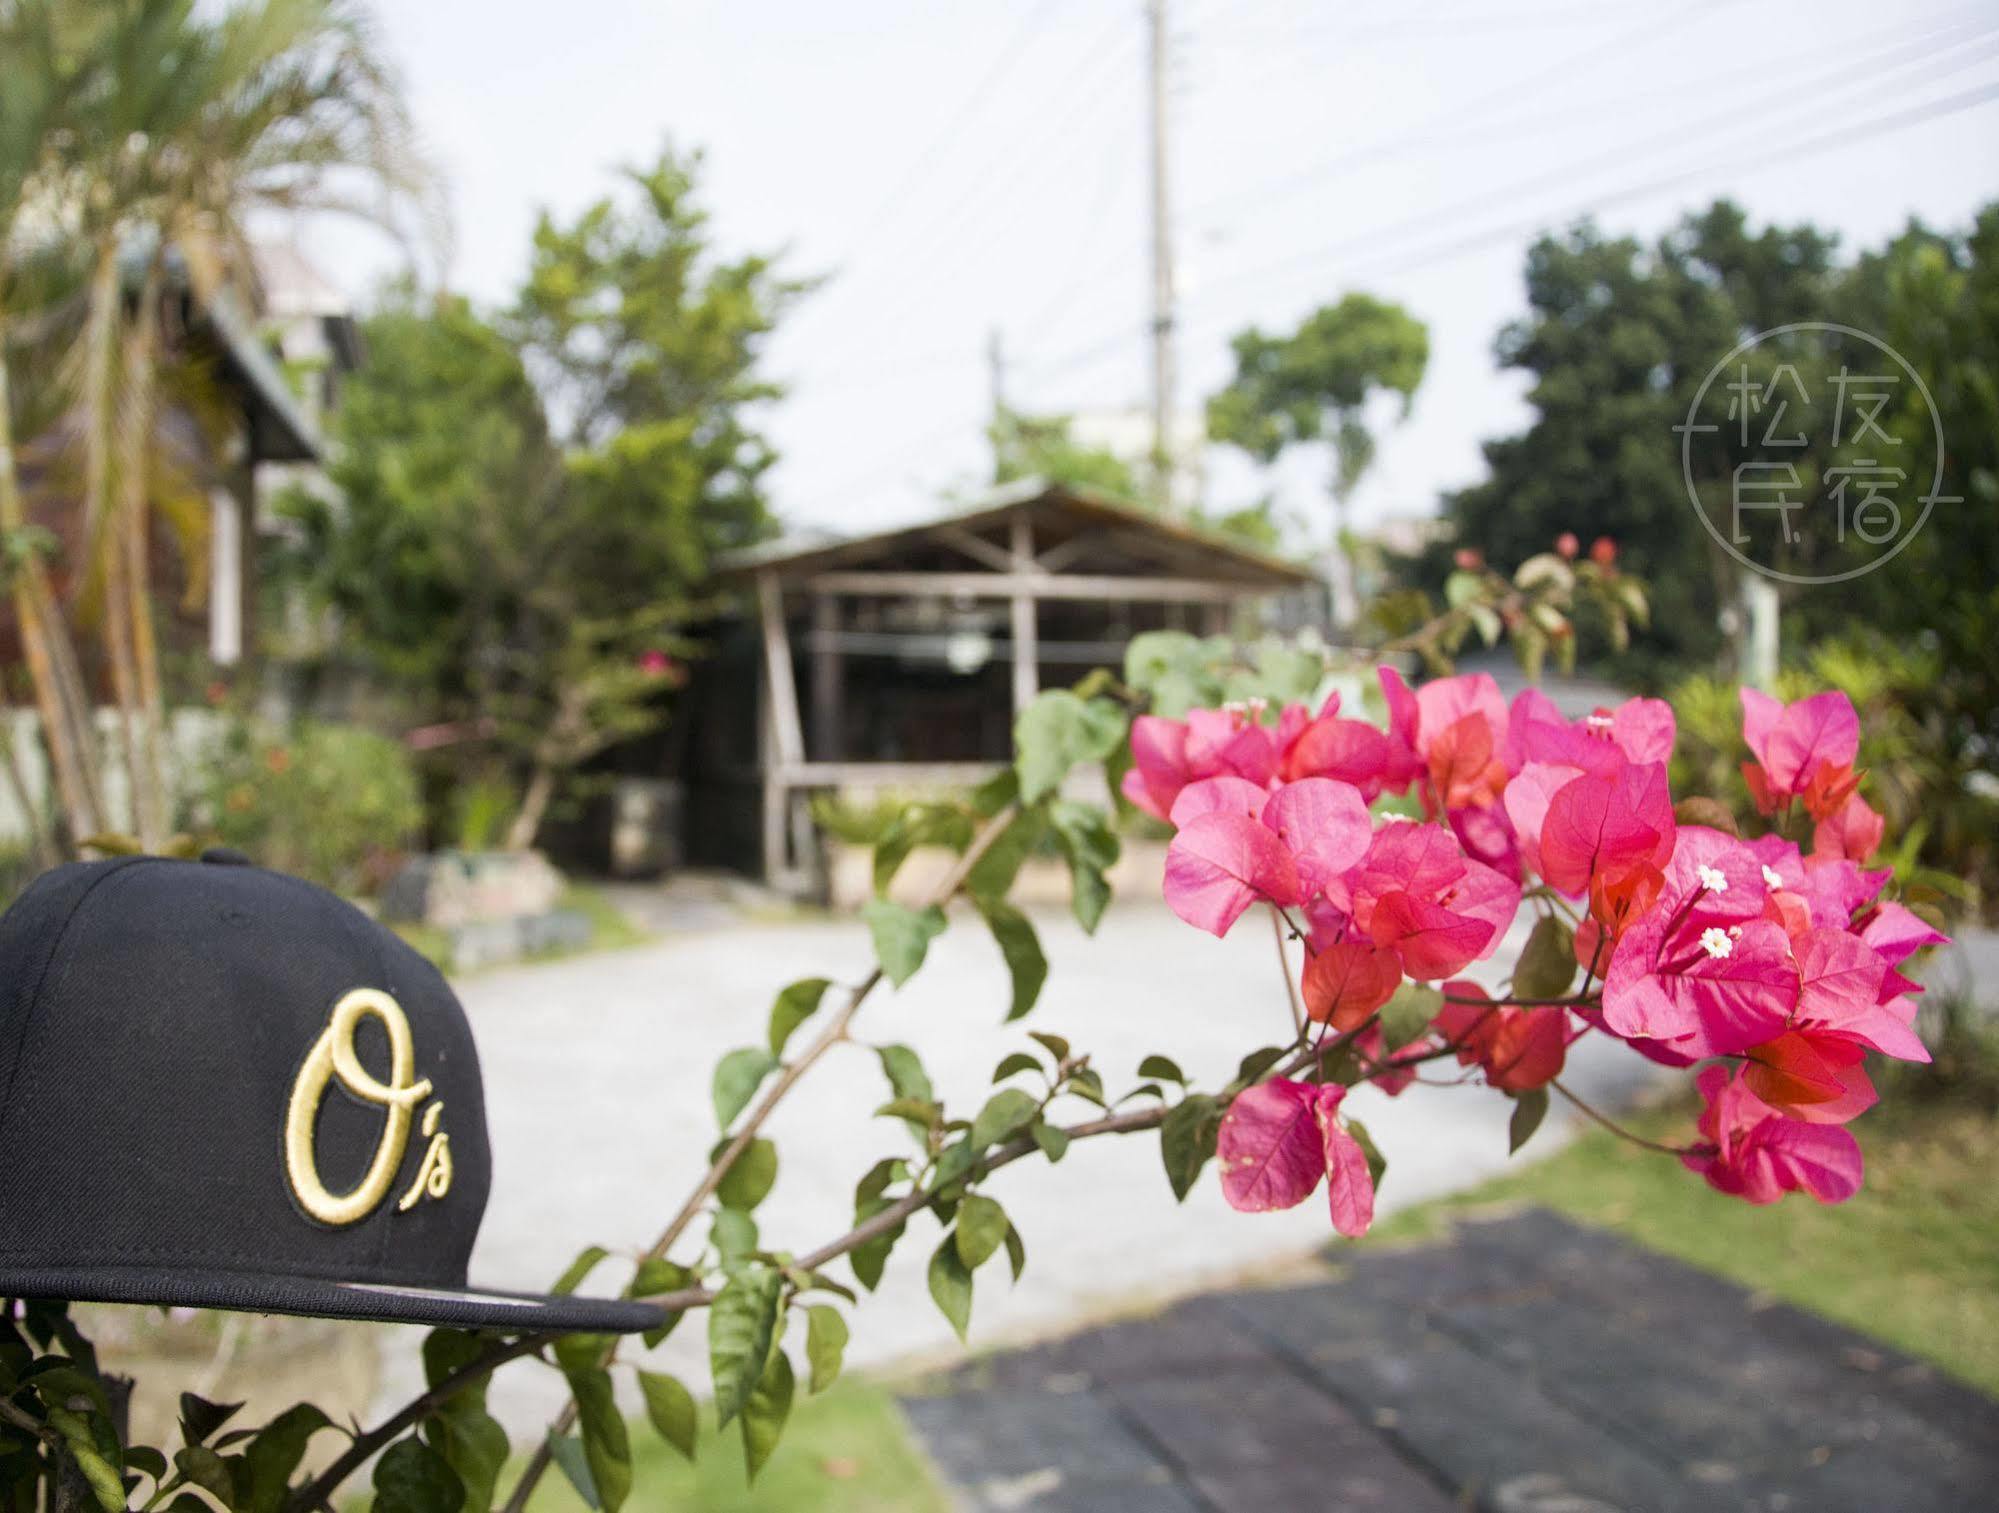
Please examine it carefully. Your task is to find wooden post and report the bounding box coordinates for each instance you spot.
[810,593,842,762]
[1009,513,1038,716]
[758,572,806,884]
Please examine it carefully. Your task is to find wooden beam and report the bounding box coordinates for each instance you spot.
[1034,528,1116,573]
[809,593,842,762]
[804,570,1262,603]
[758,570,806,766]
[930,523,1020,573]
[777,761,1008,788]
[1009,513,1038,714]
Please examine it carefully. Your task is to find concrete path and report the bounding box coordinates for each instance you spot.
[370,900,1664,1438]
[903,1209,1999,1513]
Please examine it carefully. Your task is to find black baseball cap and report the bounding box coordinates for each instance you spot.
[0,853,662,1334]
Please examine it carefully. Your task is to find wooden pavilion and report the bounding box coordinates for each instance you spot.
[690,479,1318,891]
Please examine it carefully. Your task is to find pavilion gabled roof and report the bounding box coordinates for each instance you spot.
[718,479,1318,590]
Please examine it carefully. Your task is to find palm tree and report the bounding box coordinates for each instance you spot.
[5,0,431,847]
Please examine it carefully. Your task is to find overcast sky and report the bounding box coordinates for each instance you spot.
[308,0,1999,545]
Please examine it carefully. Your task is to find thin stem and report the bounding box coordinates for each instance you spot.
[1549,1077,1687,1157]
[287,1333,553,1511]
[1268,904,1305,1038]
[497,803,1021,1513]
[1444,992,1600,1009]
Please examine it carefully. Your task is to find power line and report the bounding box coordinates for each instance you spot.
[1019,22,1999,382]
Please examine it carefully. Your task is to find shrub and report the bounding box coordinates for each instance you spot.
[186,717,423,895]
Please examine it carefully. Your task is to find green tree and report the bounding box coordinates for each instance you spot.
[509,144,810,610]
[1438,201,1840,676]
[989,407,1141,499]
[1207,292,1429,522]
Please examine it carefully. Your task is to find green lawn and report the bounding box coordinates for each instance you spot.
[1375,1097,1999,1395]
[521,1381,946,1513]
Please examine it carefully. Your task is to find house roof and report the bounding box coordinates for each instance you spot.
[719,479,1318,589]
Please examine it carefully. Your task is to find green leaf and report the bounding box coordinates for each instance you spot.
[241,1403,334,1513]
[1047,800,1119,933]
[875,1095,943,1128]
[373,1435,466,1513]
[637,1372,698,1461]
[1445,569,1485,610]
[547,1433,599,1509]
[1232,1045,1287,1090]
[1137,1054,1187,1085]
[709,1268,784,1428]
[716,1137,780,1212]
[864,900,948,988]
[965,806,1047,902]
[768,978,834,1057]
[1343,1116,1389,1189]
[1160,1094,1222,1202]
[713,1048,779,1129]
[1032,1121,1070,1162]
[855,1156,909,1206]
[419,1332,508,1511]
[1513,916,1577,1000]
[874,802,974,895]
[1028,1031,1071,1062]
[849,1202,904,1293]
[804,1306,849,1394]
[45,1406,123,1513]
[1509,1087,1551,1154]
[173,1445,234,1506]
[740,1349,796,1484]
[630,1259,696,1347]
[877,1044,934,1102]
[954,1194,1009,1269]
[1003,1223,1027,1282]
[975,897,1048,1021]
[970,1088,1041,1152]
[1378,983,1442,1052]
[178,1394,243,1448]
[1014,690,1128,803]
[970,768,1020,818]
[712,1206,758,1266]
[927,1237,974,1340]
[993,1051,1042,1083]
[552,1246,611,1296]
[565,1367,632,1512]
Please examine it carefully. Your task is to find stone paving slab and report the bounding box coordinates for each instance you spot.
[901,1209,1999,1513]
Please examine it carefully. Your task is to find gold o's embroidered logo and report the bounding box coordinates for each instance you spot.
[284,988,453,1226]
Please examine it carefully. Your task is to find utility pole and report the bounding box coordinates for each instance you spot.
[988,326,1008,478]
[1146,0,1177,513]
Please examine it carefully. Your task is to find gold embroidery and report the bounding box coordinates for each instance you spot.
[285,988,448,1226]
[397,1100,454,1211]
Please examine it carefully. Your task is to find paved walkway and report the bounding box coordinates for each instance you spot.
[901,1208,1999,1513]
[369,900,1663,1435]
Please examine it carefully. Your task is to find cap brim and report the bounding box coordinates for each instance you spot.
[0,1264,665,1334]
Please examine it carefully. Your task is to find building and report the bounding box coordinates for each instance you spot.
[682,479,1318,891]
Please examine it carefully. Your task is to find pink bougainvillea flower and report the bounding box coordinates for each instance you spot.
[1323,821,1518,980]
[1739,688,1861,813]
[1427,711,1510,811]
[1680,1064,1863,1204]
[1260,778,1373,896]
[1507,691,1676,774]
[1812,791,1885,862]
[1433,982,1568,1092]
[1282,709,1394,798]
[1535,760,1674,897]
[1601,911,1798,1059]
[1216,1078,1375,1236]
[1163,811,1303,937]
[1316,1085,1376,1238]
[1374,666,1427,794]
[1122,715,1195,821]
[1370,891,1496,980]
[1217,1079,1326,1211]
[1302,940,1402,1030]
[1857,899,1950,965]
[1162,775,1370,937]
